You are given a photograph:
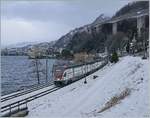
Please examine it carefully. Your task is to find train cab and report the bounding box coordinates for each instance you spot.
[53,64,68,86]
[54,69,63,81]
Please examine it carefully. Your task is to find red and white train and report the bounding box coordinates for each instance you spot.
[53,58,107,86]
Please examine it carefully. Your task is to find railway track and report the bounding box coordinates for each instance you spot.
[1,81,54,102]
[1,86,60,116]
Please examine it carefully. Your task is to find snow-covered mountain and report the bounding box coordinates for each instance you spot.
[1,41,56,56]
[3,40,56,49]
[54,14,110,48]
[92,14,110,25]
[54,1,149,51]
[3,42,39,49]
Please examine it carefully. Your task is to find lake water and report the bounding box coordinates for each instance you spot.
[1,56,56,96]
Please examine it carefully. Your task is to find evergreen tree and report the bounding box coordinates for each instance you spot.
[61,49,73,59]
[110,52,119,63]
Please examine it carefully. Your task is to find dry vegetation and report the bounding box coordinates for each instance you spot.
[98,88,131,113]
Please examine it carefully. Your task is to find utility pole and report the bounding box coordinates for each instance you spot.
[36,59,40,84]
[84,55,87,84]
[105,46,109,63]
[143,28,147,59]
[84,63,87,84]
[46,57,48,82]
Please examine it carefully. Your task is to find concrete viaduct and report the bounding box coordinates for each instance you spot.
[92,9,149,37]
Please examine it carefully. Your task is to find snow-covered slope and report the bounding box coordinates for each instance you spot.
[27,56,150,118]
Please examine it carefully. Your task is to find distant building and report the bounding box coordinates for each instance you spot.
[27,47,42,58]
[74,52,95,63]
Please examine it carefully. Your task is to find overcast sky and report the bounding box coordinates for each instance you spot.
[1,0,130,46]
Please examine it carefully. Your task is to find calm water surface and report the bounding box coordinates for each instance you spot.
[1,56,56,96]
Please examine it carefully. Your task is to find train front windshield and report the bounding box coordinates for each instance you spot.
[55,70,63,79]
[54,66,66,80]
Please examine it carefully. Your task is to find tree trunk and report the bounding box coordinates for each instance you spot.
[36,59,40,84]
[46,59,48,82]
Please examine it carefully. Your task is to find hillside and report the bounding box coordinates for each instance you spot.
[54,1,149,54]
[1,41,56,56]
[54,14,109,50]
[92,14,110,25]
[27,56,149,117]
[114,1,149,18]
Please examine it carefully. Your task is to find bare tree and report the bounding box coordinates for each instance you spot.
[45,58,48,82]
[28,59,45,84]
[28,47,46,84]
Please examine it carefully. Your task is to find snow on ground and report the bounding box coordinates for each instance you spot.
[1,85,56,107]
[26,56,150,118]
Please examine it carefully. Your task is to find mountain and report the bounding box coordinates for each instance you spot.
[113,1,149,18]
[3,1,148,55]
[3,42,39,49]
[32,41,56,48]
[54,32,75,48]
[1,41,56,56]
[92,14,110,25]
[54,14,110,49]
[54,1,149,53]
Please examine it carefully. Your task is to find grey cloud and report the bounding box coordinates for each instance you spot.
[1,0,130,46]
[1,0,130,25]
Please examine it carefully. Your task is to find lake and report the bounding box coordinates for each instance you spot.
[1,56,56,96]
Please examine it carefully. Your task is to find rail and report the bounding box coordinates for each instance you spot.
[1,86,60,116]
[1,81,54,102]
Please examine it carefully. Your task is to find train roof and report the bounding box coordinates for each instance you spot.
[53,57,107,70]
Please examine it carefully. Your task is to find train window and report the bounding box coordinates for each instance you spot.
[63,72,66,77]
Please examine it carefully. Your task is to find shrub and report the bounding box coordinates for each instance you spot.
[110,52,119,63]
[61,49,73,59]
